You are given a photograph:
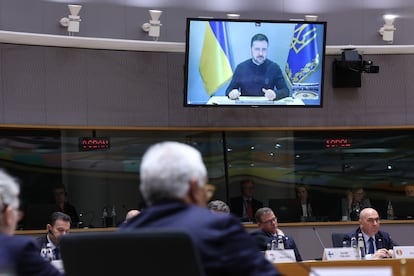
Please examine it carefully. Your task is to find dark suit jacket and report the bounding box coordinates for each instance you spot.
[343,227,398,250]
[250,229,303,261]
[0,234,62,276]
[36,234,61,260]
[119,200,281,276]
[230,196,263,222]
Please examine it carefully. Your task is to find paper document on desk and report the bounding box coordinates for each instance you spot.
[310,267,392,276]
[322,248,358,261]
[206,96,304,105]
[264,249,296,263]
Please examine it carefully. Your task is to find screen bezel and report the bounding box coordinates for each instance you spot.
[183,17,327,108]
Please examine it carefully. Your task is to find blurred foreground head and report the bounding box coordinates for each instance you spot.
[0,170,20,235]
[139,141,208,207]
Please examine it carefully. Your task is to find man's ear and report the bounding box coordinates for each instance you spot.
[4,206,13,226]
[188,179,207,207]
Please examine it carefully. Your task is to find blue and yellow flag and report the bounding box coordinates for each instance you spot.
[199,21,233,96]
[285,23,319,86]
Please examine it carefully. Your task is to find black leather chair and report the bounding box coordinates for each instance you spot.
[60,229,205,276]
[331,232,347,247]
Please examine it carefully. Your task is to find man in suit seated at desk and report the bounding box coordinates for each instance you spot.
[230,179,263,223]
[250,207,303,261]
[343,207,397,259]
[37,211,71,261]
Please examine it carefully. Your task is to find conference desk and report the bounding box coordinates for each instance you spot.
[206,96,304,105]
[275,258,413,276]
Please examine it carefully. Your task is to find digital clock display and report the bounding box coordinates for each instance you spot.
[79,137,110,151]
[325,138,351,148]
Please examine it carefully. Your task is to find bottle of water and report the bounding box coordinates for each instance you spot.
[350,236,357,248]
[270,239,277,250]
[111,205,117,227]
[102,207,108,227]
[387,200,394,220]
[277,235,285,250]
[357,233,365,259]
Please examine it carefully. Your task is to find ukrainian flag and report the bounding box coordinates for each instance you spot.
[199,21,233,96]
[285,23,320,86]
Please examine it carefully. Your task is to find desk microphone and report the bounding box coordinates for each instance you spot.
[312,227,326,250]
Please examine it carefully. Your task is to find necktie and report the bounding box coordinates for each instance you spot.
[246,200,253,219]
[53,248,60,260]
[367,237,375,254]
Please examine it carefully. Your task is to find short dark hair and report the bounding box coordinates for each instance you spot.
[255,207,274,223]
[50,211,72,226]
[251,33,269,47]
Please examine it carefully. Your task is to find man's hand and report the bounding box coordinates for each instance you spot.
[262,88,276,100]
[373,248,393,258]
[228,89,241,100]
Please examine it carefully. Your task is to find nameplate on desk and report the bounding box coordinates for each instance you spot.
[393,246,414,259]
[310,267,392,276]
[264,249,296,263]
[322,248,358,261]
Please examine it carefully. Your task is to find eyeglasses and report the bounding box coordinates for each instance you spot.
[366,217,380,223]
[261,217,277,225]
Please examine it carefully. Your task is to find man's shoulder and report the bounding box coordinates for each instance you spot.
[264,59,281,68]
[236,59,253,68]
[35,234,48,244]
[377,230,391,238]
[0,234,38,251]
[250,229,266,236]
[252,198,263,205]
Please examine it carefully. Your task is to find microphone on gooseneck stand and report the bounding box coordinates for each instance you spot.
[312,227,326,251]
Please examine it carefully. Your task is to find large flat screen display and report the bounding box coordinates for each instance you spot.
[184,18,327,107]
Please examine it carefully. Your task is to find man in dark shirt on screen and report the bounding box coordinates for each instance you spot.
[226,33,290,101]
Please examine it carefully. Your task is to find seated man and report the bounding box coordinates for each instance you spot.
[119,141,281,276]
[341,187,371,221]
[250,207,302,261]
[52,184,79,227]
[0,169,62,275]
[37,212,71,261]
[343,207,397,258]
[230,179,263,222]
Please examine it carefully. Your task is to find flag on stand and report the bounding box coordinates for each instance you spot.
[199,21,233,96]
[285,23,320,86]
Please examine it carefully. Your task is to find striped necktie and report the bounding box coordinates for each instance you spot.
[367,237,375,254]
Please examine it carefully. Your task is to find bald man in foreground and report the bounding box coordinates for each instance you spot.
[343,207,397,258]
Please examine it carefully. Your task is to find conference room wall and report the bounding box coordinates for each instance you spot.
[0,43,412,128]
[0,0,414,45]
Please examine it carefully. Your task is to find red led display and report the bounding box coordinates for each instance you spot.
[325,138,351,148]
[79,137,110,151]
